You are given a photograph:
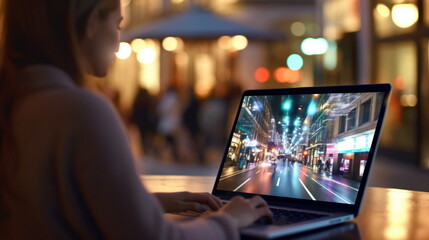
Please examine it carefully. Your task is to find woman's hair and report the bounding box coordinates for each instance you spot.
[0,0,119,168]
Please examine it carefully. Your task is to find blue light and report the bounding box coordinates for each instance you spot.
[307,100,317,115]
[282,99,292,111]
[283,116,290,125]
[252,102,260,111]
[294,118,300,127]
[287,54,304,70]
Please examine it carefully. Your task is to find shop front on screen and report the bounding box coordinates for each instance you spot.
[337,131,374,181]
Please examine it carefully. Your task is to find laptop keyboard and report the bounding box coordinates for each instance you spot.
[174,206,328,226]
[256,208,328,225]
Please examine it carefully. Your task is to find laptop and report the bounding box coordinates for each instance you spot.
[210,84,391,239]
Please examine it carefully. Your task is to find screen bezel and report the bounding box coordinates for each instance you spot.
[211,84,392,216]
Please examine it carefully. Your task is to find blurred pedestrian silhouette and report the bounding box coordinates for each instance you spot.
[131,88,158,156]
[182,90,204,164]
[198,84,229,164]
[157,86,181,162]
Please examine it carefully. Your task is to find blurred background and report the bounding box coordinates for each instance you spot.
[96,0,429,190]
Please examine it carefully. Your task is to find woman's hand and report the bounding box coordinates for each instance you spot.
[218,195,273,228]
[154,192,223,213]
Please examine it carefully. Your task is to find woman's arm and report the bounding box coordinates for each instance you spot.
[68,90,239,240]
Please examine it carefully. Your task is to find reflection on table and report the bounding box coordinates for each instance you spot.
[141,175,429,240]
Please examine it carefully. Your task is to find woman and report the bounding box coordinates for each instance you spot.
[0,0,272,239]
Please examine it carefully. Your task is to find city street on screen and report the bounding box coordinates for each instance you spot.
[217,92,384,204]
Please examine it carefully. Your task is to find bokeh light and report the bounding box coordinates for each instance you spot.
[376,3,390,18]
[131,39,146,53]
[301,38,329,55]
[115,42,132,60]
[218,36,232,50]
[195,54,216,99]
[291,22,306,36]
[162,37,178,51]
[287,54,304,70]
[392,4,418,28]
[162,37,184,52]
[323,41,337,70]
[394,76,406,90]
[274,67,288,83]
[137,47,156,64]
[274,67,302,83]
[254,67,270,83]
[400,94,417,107]
[231,35,248,51]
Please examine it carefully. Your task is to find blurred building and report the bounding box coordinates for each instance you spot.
[107,0,429,169]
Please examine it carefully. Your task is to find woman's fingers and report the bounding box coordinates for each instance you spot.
[248,195,268,208]
[249,196,272,218]
[180,202,210,212]
[184,192,222,210]
[212,195,223,207]
[218,195,272,228]
[255,204,273,218]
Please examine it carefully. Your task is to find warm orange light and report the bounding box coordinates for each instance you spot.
[274,67,288,83]
[218,36,232,50]
[254,67,270,83]
[400,94,417,107]
[288,69,302,83]
[131,39,146,53]
[384,190,412,239]
[376,4,390,18]
[194,53,215,99]
[394,76,405,90]
[274,67,302,83]
[172,0,184,4]
[162,37,184,52]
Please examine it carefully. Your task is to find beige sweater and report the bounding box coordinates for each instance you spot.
[0,65,239,240]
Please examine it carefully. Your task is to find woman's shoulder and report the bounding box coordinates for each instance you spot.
[49,89,120,129]
[55,87,112,110]
[15,65,118,127]
[13,88,118,139]
[48,88,124,140]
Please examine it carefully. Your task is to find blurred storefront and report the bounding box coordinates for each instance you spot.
[317,0,428,169]
[106,0,429,169]
[314,0,428,169]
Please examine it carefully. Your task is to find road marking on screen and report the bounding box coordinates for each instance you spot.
[220,167,256,181]
[256,170,261,175]
[276,177,281,187]
[311,178,352,204]
[297,168,309,178]
[299,178,316,200]
[321,177,359,191]
[233,178,251,192]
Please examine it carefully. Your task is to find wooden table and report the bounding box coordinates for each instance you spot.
[141,175,429,240]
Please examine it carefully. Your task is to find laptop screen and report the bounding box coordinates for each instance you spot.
[215,87,389,205]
